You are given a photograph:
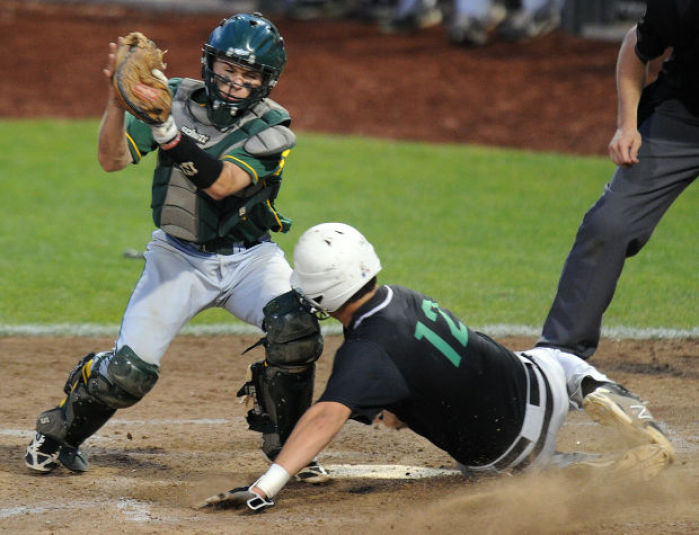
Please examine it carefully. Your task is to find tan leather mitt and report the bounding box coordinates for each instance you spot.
[112,32,171,125]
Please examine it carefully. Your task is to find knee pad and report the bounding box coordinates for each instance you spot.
[93,345,160,407]
[262,290,323,368]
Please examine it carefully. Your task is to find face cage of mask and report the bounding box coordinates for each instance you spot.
[204,54,278,112]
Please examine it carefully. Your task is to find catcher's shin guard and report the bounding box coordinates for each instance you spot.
[33,347,158,459]
[237,291,323,460]
[238,360,315,461]
[35,352,117,450]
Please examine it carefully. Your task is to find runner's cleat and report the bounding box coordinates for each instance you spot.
[583,382,675,460]
[567,444,673,482]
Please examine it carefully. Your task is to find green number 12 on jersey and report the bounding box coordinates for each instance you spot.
[414,299,468,367]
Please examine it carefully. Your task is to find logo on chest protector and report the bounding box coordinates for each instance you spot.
[181,125,209,144]
[179,162,198,176]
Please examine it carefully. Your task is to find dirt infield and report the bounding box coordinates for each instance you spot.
[1,336,697,534]
[0,2,697,534]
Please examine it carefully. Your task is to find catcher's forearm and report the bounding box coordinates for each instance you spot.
[97,103,132,172]
[152,117,253,199]
[153,118,223,190]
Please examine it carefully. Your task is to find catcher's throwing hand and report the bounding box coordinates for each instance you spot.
[112,32,171,125]
[195,486,274,513]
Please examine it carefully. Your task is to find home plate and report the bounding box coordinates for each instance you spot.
[324,464,461,480]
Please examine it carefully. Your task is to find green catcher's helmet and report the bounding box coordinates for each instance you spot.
[201,13,286,116]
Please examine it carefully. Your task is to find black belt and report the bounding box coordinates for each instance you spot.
[492,354,554,472]
[170,233,269,255]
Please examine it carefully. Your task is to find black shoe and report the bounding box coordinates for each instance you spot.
[25,432,89,473]
[25,432,61,473]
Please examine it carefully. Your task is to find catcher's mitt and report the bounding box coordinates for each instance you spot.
[112,32,171,125]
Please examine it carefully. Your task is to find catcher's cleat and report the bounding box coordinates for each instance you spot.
[566,444,673,482]
[294,460,330,484]
[25,432,90,473]
[583,383,675,460]
[58,445,89,472]
[25,432,61,473]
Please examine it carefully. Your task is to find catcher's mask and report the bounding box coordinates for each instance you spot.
[202,12,286,119]
[290,223,382,313]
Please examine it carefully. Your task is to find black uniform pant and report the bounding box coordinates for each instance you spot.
[538,99,697,359]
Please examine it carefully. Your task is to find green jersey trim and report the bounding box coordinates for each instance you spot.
[223,154,259,184]
[125,131,142,163]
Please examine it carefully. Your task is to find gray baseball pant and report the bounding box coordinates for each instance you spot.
[537,99,697,359]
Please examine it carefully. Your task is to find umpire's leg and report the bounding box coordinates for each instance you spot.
[537,101,697,359]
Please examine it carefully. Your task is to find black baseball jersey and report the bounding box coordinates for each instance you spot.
[318,285,529,467]
[636,0,699,116]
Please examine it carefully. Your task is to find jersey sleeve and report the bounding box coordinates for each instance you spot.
[124,113,158,163]
[220,146,287,186]
[635,0,675,62]
[318,339,411,424]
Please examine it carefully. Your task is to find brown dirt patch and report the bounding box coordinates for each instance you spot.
[1,335,697,534]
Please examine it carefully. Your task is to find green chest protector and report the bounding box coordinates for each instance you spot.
[152,78,295,245]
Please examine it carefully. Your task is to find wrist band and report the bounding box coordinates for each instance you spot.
[160,132,181,151]
[161,133,223,190]
[151,115,178,145]
[253,463,290,499]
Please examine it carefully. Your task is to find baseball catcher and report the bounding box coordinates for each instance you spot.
[24,14,327,483]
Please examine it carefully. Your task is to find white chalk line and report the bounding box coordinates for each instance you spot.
[0,418,235,439]
[1,323,697,339]
[0,498,160,522]
[323,464,461,479]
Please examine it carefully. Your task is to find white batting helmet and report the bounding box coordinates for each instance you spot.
[290,222,382,313]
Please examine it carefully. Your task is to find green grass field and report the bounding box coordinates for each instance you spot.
[0,119,696,331]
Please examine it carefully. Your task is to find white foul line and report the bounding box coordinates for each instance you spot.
[1,322,697,339]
